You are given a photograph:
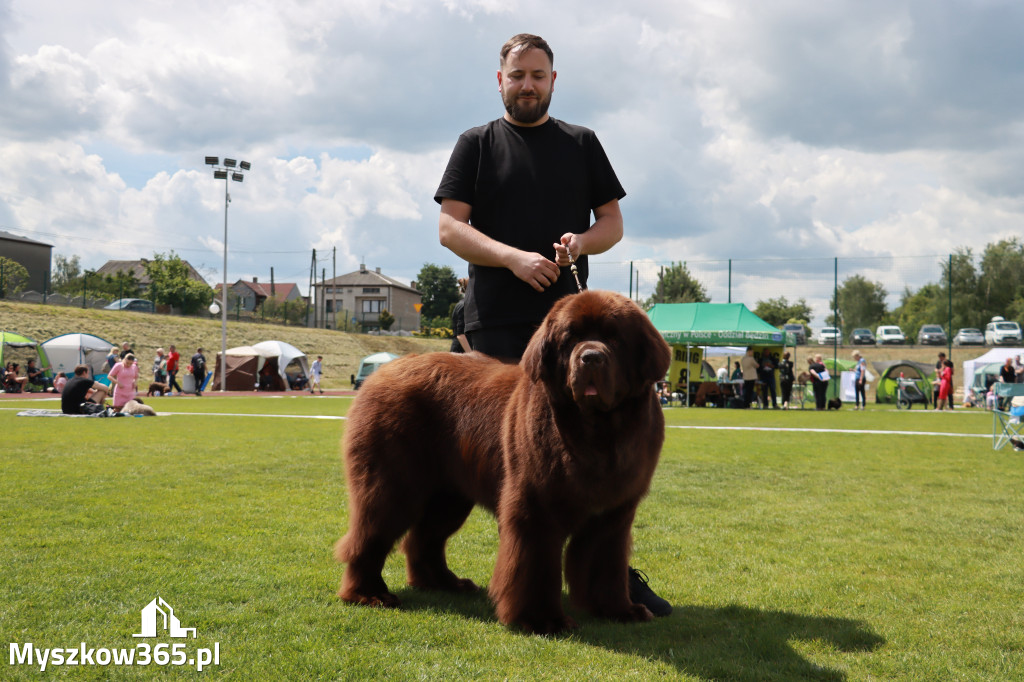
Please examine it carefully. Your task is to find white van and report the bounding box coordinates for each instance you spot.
[984,317,1022,346]
[875,325,906,345]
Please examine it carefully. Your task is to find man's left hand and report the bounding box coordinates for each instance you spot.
[553,233,580,267]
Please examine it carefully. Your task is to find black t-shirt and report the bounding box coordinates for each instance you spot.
[1000,364,1016,384]
[434,117,625,331]
[61,375,95,414]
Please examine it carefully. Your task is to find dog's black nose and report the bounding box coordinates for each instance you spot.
[580,349,605,365]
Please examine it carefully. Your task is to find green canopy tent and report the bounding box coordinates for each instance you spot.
[646,303,796,406]
[647,302,794,347]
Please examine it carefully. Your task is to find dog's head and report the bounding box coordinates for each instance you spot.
[522,290,671,412]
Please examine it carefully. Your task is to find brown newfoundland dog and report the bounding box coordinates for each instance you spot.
[335,290,671,634]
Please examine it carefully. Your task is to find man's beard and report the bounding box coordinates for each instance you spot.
[503,90,552,125]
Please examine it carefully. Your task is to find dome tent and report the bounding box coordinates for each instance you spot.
[0,331,41,371]
[40,332,115,378]
[873,360,935,404]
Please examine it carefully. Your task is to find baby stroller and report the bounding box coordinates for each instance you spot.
[896,378,929,409]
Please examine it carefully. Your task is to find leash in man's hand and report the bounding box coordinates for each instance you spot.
[566,252,586,294]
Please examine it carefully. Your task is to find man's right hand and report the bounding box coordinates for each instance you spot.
[509,251,561,292]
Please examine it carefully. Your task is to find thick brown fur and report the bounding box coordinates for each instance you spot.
[334,290,671,634]
[147,382,169,396]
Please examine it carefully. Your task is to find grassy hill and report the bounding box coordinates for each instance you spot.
[0,300,449,389]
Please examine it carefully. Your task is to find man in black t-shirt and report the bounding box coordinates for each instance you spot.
[61,365,110,414]
[434,34,669,618]
[435,33,625,360]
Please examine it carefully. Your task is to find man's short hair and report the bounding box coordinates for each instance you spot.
[74,364,89,376]
[500,34,553,68]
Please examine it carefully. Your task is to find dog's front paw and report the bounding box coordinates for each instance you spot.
[619,603,654,623]
[338,588,401,608]
[517,613,578,636]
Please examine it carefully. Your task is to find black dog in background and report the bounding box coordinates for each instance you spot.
[827,398,842,410]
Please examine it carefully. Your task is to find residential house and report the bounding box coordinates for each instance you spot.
[314,265,421,332]
[0,230,53,293]
[96,259,209,288]
[214,277,304,312]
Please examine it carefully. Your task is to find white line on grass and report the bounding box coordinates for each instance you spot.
[668,425,990,439]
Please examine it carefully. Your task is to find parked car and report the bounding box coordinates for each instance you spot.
[103,298,155,313]
[916,324,948,346]
[985,317,1023,346]
[782,323,807,345]
[953,328,984,346]
[849,328,875,345]
[816,327,841,345]
[875,325,906,345]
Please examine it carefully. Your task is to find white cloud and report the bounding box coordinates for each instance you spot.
[1,0,1023,318]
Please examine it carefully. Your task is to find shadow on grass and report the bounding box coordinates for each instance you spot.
[396,589,885,681]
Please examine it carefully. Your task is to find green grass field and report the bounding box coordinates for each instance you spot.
[2,398,1022,680]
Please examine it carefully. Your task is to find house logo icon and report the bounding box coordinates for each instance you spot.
[133,597,197,639]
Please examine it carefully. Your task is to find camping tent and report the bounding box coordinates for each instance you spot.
[212,340,310,391]
[211,346,270,391]
[873,359,935,404]
[0,331,41,370]
[962,348,1023,398]
[40,333,115,378]
[354,352,400,388]
[252,340,310,391]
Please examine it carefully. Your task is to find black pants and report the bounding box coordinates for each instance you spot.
[813,381,829,410]
[743,380,756,408]
[466,324,538,363]
[854,380,866,408]
[781,379,793,405]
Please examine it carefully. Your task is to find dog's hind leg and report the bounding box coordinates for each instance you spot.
[336,494,419,608]
[402,492,479,592]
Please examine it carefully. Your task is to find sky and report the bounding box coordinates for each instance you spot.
[2,0,1023,325]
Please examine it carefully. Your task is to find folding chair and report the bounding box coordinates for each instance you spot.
[992,383,1024,450]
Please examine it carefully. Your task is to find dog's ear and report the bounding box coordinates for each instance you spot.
[522,316,563,385]
[629,302,671,385]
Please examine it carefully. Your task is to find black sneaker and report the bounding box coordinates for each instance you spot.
[1010,436,1024,451]
[628,566,672,617]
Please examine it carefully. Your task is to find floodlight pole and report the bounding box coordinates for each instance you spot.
[205,156,251,393]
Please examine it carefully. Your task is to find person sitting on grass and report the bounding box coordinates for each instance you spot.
[3,362,29,393]
[60,364,111,415]
[26,359,54,392]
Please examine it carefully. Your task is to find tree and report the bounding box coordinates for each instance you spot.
[977,238,1024,322]
[144,252,215,315]
[0,257,29,297]
[892,282,941,340]
[378,309,396,331]
[644,262,709,308]
[51,254,83,294]
[414,263,461,320]
[754,296,813,328]
[828,275,887,331]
